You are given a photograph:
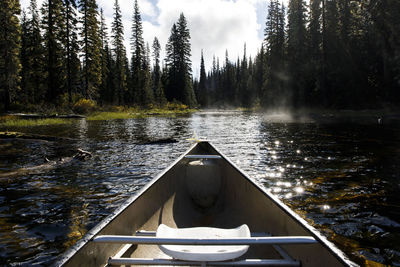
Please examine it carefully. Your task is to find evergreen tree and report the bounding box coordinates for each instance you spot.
[130,0,152,106]
[322,0,340,107]
[263,0,286,107]
[0,0,21,111]
[165,13,196,106]
[197,50,208,106]
[176,13,196,106]
[20,11,30,104]
[254,45,265,103]
[152,37,166,106]
[238,43,250,107]
[365,0,400,105]
[20,0,45,105]
[165,23,179,102]
[41,0,66,103]
[111,0,127,105]
[99,8,112,105]
[79,0,101,99]
[287,0,307,107]
[63,0,80,102]
[221,50,236,105]
[308,0,322,105]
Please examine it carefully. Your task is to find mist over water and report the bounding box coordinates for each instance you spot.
[1,110,399,266]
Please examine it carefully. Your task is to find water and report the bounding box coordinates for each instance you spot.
[1,110,399,266]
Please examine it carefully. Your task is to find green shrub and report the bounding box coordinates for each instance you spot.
[72,98,97,114]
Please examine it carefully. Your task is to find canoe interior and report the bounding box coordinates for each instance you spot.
[59,142,353,267]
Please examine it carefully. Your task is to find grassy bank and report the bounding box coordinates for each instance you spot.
[0,115,74,127]
[0,104,197,127]
[87,104,197,120]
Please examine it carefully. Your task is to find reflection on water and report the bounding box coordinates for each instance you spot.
[1,111,400,265]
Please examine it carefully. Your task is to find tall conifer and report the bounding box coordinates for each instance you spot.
[20,0,45,105]
[111,0,127,105]
[63,0,80,103]
[0,0,22,111]
[41,0,65,103]
[79,0,101,99]
[152,37,165,106]
[130,0,152,106]
[165,13,196,106]
[99,8,112,105]
[287,0,307,107]
[197,50,208,106]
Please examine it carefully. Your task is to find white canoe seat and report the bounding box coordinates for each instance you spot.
[156,224,251,262]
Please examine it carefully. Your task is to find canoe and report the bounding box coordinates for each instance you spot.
[56,141,356,267]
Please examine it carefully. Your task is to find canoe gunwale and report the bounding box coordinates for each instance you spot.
[55,142,199,267]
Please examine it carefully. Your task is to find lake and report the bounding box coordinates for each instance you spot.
[1,110,399,266]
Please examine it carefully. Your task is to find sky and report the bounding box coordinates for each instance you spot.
[21,0,289,77]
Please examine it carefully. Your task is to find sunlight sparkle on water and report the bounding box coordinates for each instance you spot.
[272,187,282,193]
[276,181,291,188]
[266,172,282,178]
[294,187,304,194]
[322,205,330,211]
[285,193,293,199]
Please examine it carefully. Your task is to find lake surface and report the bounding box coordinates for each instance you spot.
[1,110,399,266]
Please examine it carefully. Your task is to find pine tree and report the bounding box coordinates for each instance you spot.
[322,0,340,107]
[176,13,196,106]
[41,0,65,103]
[130,0,152,106]
[20,0,45,105]
[152,37,166,106]
[254,45,265,102]
[366,0,400,105]
[99,8,112,105]
[111,0,127,105]
[197,50,208,106]
[308,0,322,105]
[165,13,196,106]
[63,0,80,103]
[238,43,250,107]
[20,11,30,104]
[0,0,22,111]
[287,0,307,107]
[79,0,101,100]
[165,23,179,102]
[263,0,286,107]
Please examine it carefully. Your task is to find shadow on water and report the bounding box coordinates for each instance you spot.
[0,111,400,265]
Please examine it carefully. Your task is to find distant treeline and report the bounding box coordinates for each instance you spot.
[1,0,399,112]
[195,0,400,109]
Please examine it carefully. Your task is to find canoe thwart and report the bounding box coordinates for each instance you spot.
[107,257,301,266]
[184,155,222,159]
[135,231,273,237]
[93,235,317,245]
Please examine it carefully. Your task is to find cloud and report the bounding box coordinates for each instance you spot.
[150,0,263,76]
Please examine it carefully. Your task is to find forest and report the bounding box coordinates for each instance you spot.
[1,0,399,113]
